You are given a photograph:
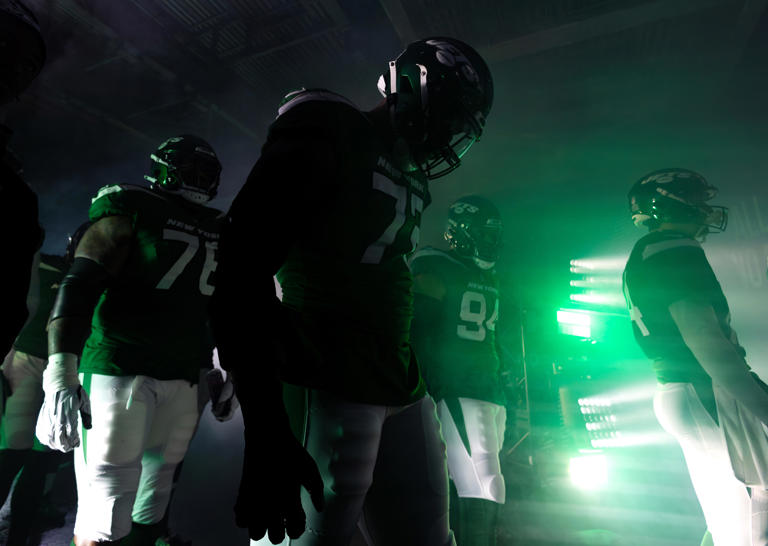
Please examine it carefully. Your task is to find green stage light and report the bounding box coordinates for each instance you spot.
[569,450,608,490]
[589,431,672,448]
[557,308,592,338]
[568,254,628,313]
[569,257,627,271]
[557,309,591,326]
[570,276,622,288]
[569,292,626,307]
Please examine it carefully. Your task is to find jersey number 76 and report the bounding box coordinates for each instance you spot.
[156,228,217,295]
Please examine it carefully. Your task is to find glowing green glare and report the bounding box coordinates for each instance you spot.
[569,292,625,307]
[557,309,592,326]
[557,309,592,338]
[569,451,608,490]
[560,323,591,338]
[570,276,622,288]
[590,432,673,448]
[569,256,627,271]
[578,397,612,407]
[583,382,655,405]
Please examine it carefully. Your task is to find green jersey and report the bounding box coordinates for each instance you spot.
[622,230,748,415]
[409,247,504,403]
[79,184,222,383]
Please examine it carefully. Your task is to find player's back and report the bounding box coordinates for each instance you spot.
[623,230,735,385]
[258,89,431,405]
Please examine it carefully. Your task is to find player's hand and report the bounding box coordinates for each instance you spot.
[206,368,239,422]
[235,427,324,544]
[36,352,91,452]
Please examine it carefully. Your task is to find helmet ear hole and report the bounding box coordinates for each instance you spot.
[153,163,170,187]
[399,75,414,95]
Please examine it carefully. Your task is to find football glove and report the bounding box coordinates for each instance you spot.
[236,426,324,544]
[36,352,91,452]
[206,368,239,422]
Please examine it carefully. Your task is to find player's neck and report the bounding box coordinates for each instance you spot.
[366,102,419,173]
[366,101,395,145]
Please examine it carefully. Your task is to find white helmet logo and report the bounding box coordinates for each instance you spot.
[158,136,184,150]
[450,202,479,214]
[426,40,479,84]
[640,171,693,185]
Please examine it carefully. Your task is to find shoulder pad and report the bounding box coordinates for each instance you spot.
[89,184,161,223]
[641,234,702,261]
[277,88,359,119]
[409,247,467,272]
[91,184,156,204]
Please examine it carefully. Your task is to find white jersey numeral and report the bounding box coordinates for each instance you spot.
[157,229,198,289]
[156,228,218,295]
[199,240,218,296]
[457,290,497,341]
[622,271,650,336]
[361,174,424,264]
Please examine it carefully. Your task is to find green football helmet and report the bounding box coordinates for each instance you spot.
[145,134,222,205]
[444,195,502,269]
[377,37,493,180]
[628,168,727,232]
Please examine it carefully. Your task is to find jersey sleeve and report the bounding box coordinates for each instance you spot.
[227,96,372,275]
[213,94,371,377]
[642,240,721,307]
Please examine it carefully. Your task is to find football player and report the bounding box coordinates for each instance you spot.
[0,225,84,545]
[211,37,494,545]
[0,0,46,359]
[409,195,506,546]
[623,168,768,545]
[36,134,223,546]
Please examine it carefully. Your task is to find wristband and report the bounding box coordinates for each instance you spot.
[43,352,79,392]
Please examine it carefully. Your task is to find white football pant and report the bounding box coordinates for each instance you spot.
[73,373,198,542]
[437,397,506,503]
[654,382,753,546]
[0,349,45,450]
